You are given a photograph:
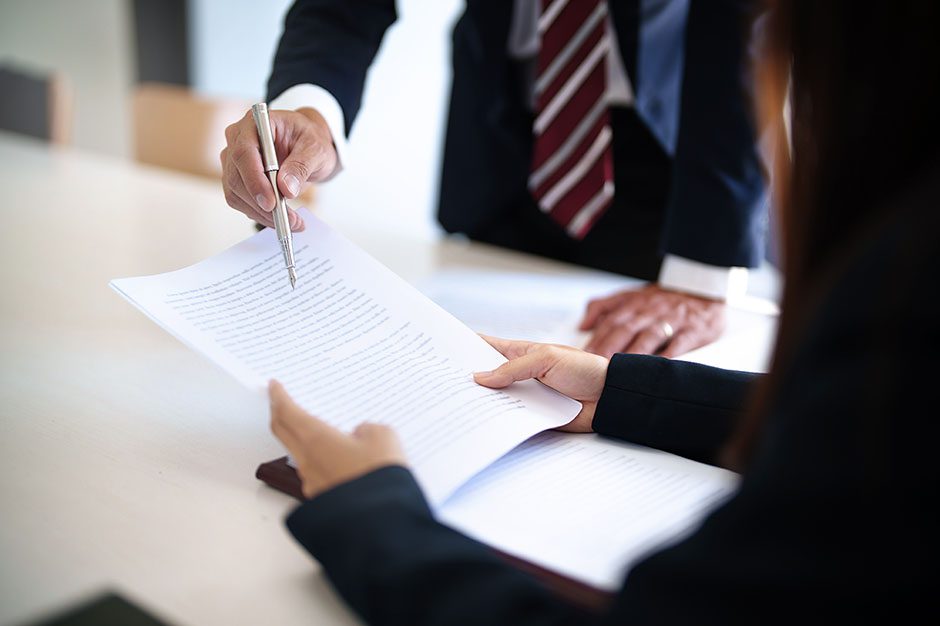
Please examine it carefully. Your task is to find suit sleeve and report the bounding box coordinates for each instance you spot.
[287,466,599,626]
[266,0,398,136]
[592,354,758,465]
[661,0,767,268]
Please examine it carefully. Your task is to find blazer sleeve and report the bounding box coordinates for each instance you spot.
[592,354,759,465]
[266,0,398,136]
[660,0,767,268]
[286,466,599,626]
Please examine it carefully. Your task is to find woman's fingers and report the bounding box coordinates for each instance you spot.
[478,334,536,360]
[474,350,555,388]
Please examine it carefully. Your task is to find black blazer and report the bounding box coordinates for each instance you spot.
[283,165,940,623]
[267,0,767,280]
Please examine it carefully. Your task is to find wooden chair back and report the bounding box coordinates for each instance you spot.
[132,82,317,209]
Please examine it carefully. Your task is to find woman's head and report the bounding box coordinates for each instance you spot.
[757,0,940,286]
[725,0,940,469]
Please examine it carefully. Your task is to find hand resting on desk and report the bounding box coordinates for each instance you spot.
[579,284,726,359]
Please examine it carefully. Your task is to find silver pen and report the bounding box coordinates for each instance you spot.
[251,102,298,289]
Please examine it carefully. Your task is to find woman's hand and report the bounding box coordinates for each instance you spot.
[268,380,407,499]
[473,336,609,433]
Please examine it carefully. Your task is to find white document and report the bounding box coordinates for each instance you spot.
[112,210,743,592]
[110,211,581,505]
[438,431,739,590]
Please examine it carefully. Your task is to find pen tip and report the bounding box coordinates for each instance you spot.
[289,268,297,290]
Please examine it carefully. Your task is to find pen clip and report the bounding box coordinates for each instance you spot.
[251,103,279,173]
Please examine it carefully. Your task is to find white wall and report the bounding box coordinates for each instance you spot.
[188,0,294,101]
[0,0,134,157]
[0,0,463,236]
[189,0,464,239]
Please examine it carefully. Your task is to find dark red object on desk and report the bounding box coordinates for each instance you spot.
[256,456,614,612]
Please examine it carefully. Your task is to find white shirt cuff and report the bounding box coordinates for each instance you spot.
[658,254,749,301]
[269,83,348,180]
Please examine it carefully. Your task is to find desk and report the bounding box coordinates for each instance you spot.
[0,132,778,626]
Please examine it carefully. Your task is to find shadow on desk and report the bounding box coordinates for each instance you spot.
[20,591,174,626]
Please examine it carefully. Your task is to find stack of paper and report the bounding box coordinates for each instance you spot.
[111,211,739,591]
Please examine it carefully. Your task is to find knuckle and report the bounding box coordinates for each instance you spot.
[370,423,393,436]
[287,159,311,181]
[223,189,242,209]
[358,422,392,439]
[230,143,252,163]
[355,422,378,435]
[224,167,242,190]
[246,176,267,197]
[622,318,644,332]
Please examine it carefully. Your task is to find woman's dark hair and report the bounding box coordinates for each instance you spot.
[723,0,940,469]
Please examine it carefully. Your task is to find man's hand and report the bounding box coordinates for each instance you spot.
[580,284,726,358]
[220,107,338,230]
[474,335,608,433]
[268,380,407,499]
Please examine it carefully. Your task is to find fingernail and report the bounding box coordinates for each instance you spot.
[284,174,300,196]
[255,194,271,212]
[473,371,494,379]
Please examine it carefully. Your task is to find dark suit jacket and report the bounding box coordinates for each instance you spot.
[283,164,940,623]
[267,0,767,280]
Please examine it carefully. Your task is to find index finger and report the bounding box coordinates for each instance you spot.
[231,130,277,212]
[579,293,626,330]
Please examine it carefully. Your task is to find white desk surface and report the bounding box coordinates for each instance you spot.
[0,132,778,626]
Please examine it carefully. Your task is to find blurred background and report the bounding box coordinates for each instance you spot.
[0,0,463,239]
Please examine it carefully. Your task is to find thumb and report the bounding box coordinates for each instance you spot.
[278,137,333,199]
[352,422,398,444]
[474,352,552,389]
[268,379,342,441]
[277,152,312,200]
[268,379,296,415]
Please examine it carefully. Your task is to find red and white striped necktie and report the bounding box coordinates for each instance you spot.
[529,0,615,240]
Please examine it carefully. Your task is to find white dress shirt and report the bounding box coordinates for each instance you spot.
[271,0,748,300]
